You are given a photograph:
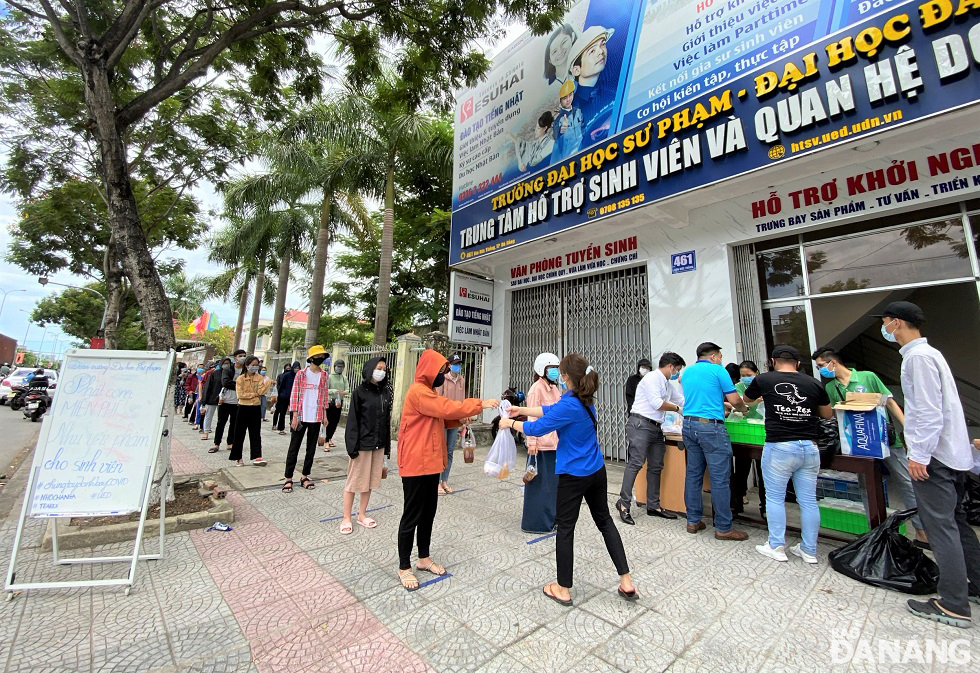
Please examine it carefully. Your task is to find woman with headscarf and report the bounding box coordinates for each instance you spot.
[501,354,636,606]
[340,357,391,534]
[395,350,498,591]
[522,352,563,534]
[273,362,299,435]
[326,359,349,449]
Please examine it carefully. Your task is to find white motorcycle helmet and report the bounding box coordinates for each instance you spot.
[533,352,560,378]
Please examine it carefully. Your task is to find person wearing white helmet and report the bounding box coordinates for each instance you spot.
[568,24,616,143]
[522,352,564,533]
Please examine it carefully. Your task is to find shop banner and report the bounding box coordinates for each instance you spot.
[508,234,641,288]
[452,1,980,263]
[696,135,980,231]
[449,272,494,346]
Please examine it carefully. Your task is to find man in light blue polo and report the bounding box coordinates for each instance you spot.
[680,342,749,540]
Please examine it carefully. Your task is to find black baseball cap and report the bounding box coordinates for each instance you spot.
[448,354,463,365]
[873,301,925,327]
[771,344,801,361]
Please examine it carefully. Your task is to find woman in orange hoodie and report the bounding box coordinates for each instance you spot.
[396,349,498,591]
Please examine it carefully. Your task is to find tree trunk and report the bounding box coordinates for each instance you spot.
[306,191,332,348]
[247,258,265,354]
[103,235,123,349]
[234,276,250,350]
[373,160,395,346]
[269,250,291,352]
[87,65,175,352]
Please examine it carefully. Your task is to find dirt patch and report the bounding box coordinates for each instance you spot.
[70,482,212,528]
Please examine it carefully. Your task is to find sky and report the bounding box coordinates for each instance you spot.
[0,8,526,357]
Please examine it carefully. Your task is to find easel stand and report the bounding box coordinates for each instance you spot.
[3,348,176,599]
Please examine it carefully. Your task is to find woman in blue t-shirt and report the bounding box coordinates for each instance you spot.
[501,353,636,607]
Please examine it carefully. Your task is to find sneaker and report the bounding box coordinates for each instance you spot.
[755,544,788,562]
[907,598,971,629]
[789,543,817,564]
[969,582,980,606]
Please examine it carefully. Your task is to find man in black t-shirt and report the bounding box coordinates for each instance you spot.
[742,345,832,565]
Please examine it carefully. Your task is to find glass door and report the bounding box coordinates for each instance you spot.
[761,303,814,375]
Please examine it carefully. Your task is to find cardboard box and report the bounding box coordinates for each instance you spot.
[834,392,890,459]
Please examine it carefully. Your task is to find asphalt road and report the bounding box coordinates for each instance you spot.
[0,399,41,518]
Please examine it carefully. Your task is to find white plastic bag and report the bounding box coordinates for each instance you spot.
[484,402,517,480]
[662,411,683,435]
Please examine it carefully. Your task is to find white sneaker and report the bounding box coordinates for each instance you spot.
[789,543,817,564]
[755,544,788,562]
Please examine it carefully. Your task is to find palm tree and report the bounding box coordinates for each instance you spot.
[287,73,451,345]
[223,135,371,348]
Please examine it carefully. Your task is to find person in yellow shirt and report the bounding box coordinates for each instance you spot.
[232,355,272,467]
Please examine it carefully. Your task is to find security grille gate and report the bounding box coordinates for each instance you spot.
[509,266,651,461]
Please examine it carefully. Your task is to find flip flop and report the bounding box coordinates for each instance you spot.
[208,447,220,453]
[443,484,455,494]
[356,517,377,529]
[437,484,449,496]
[416,561,447,576]
[339,521,353,535]
[618,587,640,602]
[543,583,572,607]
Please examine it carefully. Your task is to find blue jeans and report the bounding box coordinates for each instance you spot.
[761,440,820,556]
[683,422,734,533]
[441,427,461,483]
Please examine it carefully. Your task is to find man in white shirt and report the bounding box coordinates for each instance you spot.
[874,301,980,628]
[616,352,685,524]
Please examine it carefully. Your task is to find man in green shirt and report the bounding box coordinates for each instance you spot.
[812,347,927,545]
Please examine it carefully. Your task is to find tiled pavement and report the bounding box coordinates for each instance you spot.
[1,417,978,672]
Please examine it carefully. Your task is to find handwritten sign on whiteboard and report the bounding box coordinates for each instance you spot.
[28,349,174,518]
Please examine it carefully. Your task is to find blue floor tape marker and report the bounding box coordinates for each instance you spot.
[526,532,557,545]
[418,573,453,588]
[320,504,393,523]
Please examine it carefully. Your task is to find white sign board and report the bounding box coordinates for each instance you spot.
[450,272,494,347]
[28,349,174,518]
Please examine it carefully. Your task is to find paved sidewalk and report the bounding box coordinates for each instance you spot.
[1,417,978,672]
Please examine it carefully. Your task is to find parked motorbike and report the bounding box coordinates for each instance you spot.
[22,389,51,422]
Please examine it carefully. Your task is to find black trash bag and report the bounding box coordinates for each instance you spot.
[816,418,840,469]
[828,508,939,595]
[965,475,980,527]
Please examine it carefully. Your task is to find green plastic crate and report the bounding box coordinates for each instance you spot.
[819,505,906,535]
[724,419,766,445]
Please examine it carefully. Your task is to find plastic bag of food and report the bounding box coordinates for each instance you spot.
[661,411,683,435]
[484,404,516,480]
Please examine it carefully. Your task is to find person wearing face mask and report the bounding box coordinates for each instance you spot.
[433,354,474,495]
[680,342,749,540]
[501,354,636,606]
[231,355,271,467]
[870,302,980,628]
[273,362,299,435]
[182,364,200,422]
[624,358,653,415]
[395,349,498,591]
[731,360,766,517]
[616,352,685,525]
[284,346,330,492]
[200,359,226,444]
[522,352,563,534]
[258,364,271,422]
[325,360,349,449]
[213,349,246,453]
[341,358,391,534]
[811,346,926,546]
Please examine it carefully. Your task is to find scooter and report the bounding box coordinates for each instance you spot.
[8,385,28,411]
[22,389,51,422]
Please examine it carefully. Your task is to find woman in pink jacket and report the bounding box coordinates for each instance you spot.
[522,352,563,533]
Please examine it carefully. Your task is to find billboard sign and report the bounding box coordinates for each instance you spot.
[451,0,980,263]
[449,272,494,346]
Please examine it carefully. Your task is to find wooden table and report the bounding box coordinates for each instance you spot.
[632,435,887,541]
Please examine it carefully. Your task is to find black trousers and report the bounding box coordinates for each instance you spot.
[273,396,290,431]
[285,421,319,479]
[213,403,238,448]
[398,473,440,570]
[183,393,196,419]
[556,467,630,588]
[325,404,343,441]
[230,405,262,461]
[731,457,767,515]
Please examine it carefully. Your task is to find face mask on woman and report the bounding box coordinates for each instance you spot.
[247,365,259,374]
[311,356,326,366]
[450,364,462,375]
[639,367,651,377]
[740,376,754,385]
[372,369,386,383]
[433,372,446,388]
[236,355,245,364]
[335,364,344,374]
[545,367,560,383]
[260,370,266,376]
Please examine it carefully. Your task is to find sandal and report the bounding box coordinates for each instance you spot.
[200,435,209,441]
[442,484,455,495]
[208,446,220,453]
[328,440,336,448]
[300,477,316,490]
[543,583,572,607]
[340,521,353,535]
[618,586,640,602]
[235,461,245,467]
[356,517,377,529]
[399,570,419,591]
[279,431,286,436]
[282,480,293,493]
[416,560,446,576]
[438,484,449,496]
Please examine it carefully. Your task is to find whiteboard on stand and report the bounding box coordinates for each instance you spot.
[27,349,174,518]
